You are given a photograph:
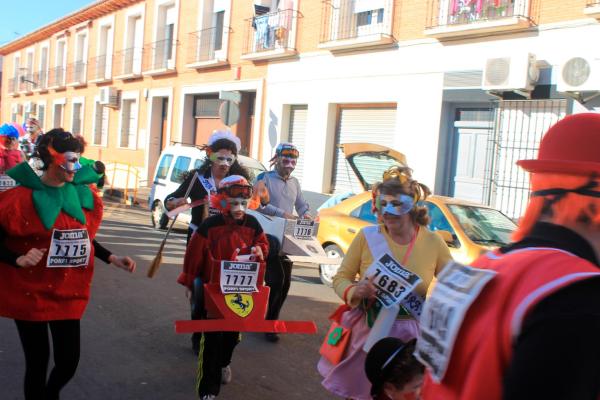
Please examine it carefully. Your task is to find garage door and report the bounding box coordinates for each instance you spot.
[332,107,396,193]
[288,105,308,185]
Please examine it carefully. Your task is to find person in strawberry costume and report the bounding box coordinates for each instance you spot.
[0,128,136,400]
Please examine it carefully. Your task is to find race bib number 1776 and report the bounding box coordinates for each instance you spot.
[415,261,497,383]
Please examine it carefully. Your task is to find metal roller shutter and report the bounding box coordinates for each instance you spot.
[332,107,396,193]
[288,105,308,185]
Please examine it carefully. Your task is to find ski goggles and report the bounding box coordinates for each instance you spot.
[280,156,297,167]
[210,151,236,166]
[60,151,82,173]
[218,184,253,199]
[278,147,299,159]
[377,194,414,216]
[227,197,250,212]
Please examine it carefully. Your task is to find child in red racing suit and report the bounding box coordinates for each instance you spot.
[177,175,268,400]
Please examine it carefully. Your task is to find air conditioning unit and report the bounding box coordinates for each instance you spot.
[556,56,600,92]
[482,53,539,91]
[99,86,119,108]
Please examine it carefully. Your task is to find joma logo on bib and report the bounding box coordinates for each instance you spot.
[58,231,85,240]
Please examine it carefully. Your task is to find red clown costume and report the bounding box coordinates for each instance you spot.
[178,175,268,400]
[417,113,600,400]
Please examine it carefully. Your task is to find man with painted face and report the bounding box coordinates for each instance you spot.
[0,128,136,400]
[255,142,311,342]
[178,175,268,400]
[21,117,44,159]
[165,130,252,354]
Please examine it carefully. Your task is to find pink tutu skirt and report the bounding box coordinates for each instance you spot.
[318,307,419,400]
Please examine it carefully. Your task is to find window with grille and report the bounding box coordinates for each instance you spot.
[194,95,221,117]
[53,104,64,129]
[119,98,138,148]
[93,101,108,146]
[72,102,83,136]
[38,104,45,129]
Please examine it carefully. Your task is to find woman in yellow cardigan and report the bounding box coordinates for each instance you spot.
[318,166,452,400]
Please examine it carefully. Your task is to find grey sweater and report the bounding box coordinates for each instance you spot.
[255,170,310,218]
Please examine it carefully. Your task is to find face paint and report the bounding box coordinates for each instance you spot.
[210,150,236,166]
[378,194,414,216]
[26,125,37,134]
[280,156,297,167]
[60,151,82,173]
[228,197,249,213]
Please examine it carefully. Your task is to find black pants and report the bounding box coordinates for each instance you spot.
[196,330,240,397]
[14,319,81,400]
[265,235,293,321]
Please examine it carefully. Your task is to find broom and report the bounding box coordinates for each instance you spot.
[147,172,198,278]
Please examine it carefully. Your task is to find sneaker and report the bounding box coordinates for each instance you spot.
[221,365,232,384]
[264,332,280,343]
[200,395,216,400]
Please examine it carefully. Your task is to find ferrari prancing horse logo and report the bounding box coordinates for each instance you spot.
[225,293,254,318]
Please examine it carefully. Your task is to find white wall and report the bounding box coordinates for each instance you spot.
[263,18,600,194]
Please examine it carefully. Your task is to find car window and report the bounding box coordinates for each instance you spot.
[447,204,516,246]
[349,153,402,190]
[350,199,378,224]
[194,158,203,170]
[170,156,191,183]
[156,154,173,180]
[425,202,459,248]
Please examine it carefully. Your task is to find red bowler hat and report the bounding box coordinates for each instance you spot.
[518,113,600,176]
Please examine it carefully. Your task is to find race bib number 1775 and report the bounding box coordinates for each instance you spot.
[47,229,91,268]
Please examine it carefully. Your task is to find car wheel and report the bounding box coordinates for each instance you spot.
[151,201,169,230]
[319,244,344,287]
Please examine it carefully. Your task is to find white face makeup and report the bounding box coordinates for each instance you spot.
[61,151,82,173]
[211,150,236,167]
[228,197,249,213]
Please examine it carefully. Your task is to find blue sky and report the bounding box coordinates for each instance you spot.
[0,0,93,45]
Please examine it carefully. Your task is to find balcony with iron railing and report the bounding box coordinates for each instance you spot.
[143,39,178,75]
[585,0,600,17]
[66,61,87,86]
[48,66,66,89]
[319,0,395,51]
[114,47,143,79]
[187,27,229,68]
[89,54,112,83]
[425,0,535,38]
[33,70,48,91]
[241,9,298,61]
[7,78,18,95]
[19,73,36,93]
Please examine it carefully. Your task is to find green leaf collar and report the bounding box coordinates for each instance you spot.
[7,163,100,230]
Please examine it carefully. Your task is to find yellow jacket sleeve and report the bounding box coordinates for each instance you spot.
[332,231,366,307]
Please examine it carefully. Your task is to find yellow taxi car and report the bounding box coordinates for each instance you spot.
[316,143,517,286]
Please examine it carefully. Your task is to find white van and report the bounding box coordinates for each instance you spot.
[148,143,266,229]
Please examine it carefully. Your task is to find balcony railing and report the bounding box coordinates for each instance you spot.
[66,61,87,85]
[34,70,48,90]
[19,73,35,92]
[114,47,143,77]
[187,27,229,65]
[89,54,111,81]
[143,39,177,72]
[320,0,394,44]
[242,9,298,56]
[48,66,66,88]
[426,0,531,30]
[7,78,17,94]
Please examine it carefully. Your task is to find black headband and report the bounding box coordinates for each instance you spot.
[532,179,600,199]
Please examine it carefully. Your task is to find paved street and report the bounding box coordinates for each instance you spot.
[0,200,340,400]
